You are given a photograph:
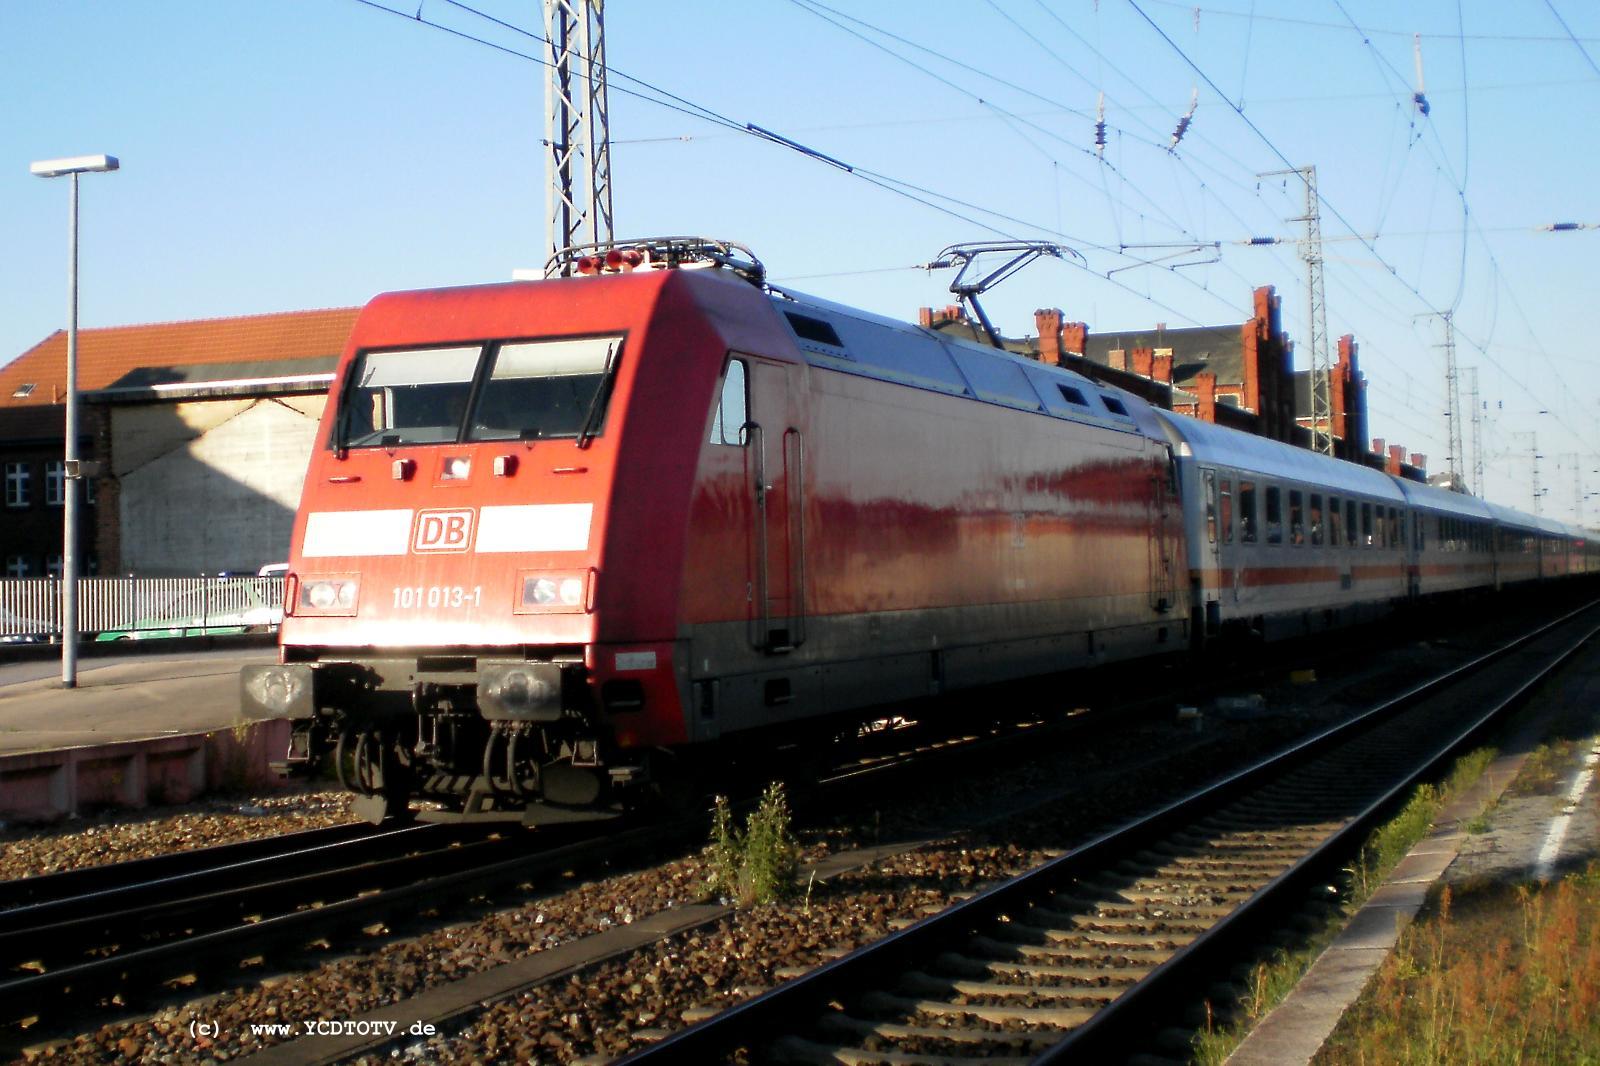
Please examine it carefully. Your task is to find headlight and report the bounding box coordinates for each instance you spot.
[517,570,591,613]
[297,576,360,616]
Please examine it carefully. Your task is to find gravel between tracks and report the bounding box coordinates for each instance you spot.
[17,711,1298,1065]
[0,788,355,882]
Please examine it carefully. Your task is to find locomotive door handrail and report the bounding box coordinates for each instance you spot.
[744,419,772,652]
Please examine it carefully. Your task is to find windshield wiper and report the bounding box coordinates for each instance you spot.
[576,342,618,449]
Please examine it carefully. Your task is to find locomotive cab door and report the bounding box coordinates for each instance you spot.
[744,357,807,653]
[1148,449,1178,614]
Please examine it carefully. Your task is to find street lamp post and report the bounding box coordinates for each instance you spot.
[29,154,118,689]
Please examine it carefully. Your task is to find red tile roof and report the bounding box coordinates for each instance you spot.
[0,307,360,409]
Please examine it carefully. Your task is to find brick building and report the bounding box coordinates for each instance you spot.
[0,308,358,576]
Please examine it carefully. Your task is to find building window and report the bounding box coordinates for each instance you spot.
[4,556,27,578]
[4,463,28,508]
[45,555,63,578]
[46,461,65,506]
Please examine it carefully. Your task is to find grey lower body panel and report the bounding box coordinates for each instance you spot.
[680,597,1182,742]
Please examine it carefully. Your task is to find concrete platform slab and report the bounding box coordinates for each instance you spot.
[0,651,272,755]
[0,649,282,819]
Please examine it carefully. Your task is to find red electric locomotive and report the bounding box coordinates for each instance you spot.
[242,239,1188,822]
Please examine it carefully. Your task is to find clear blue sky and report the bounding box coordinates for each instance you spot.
[4,1,1597,519]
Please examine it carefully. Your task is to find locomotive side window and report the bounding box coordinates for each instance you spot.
[1265,486,1283,545]
[467,335,621,443]
[1328,496,1342,548]
[1238,481,1257,543]
[1219,478,1234,543]
[709,359,748,446]
[338,345,482,447]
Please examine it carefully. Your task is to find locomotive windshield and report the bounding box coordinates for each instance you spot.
[336,335,622,448]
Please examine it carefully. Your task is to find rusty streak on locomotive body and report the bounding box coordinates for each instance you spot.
[241,246,1593,823]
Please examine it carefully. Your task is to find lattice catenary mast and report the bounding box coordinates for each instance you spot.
[1419,310,1464,487]
[544,0,613,276]
[1261,166,1333,455]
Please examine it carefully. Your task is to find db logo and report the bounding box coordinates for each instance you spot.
[414,509,475,553]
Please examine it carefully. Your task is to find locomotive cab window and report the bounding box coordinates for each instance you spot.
[337,345,481,447]
[467,336,621,443]
[336,335,623,447]
[709,358,748,446]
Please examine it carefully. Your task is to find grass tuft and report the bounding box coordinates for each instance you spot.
[708,781,800,907]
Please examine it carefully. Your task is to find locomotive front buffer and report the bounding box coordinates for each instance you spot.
[241,655,639,825]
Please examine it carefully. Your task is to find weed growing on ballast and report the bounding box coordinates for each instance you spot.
[708,781,800,907]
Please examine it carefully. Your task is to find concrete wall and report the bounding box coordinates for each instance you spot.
[114,396,325,575]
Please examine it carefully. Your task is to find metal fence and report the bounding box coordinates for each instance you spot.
[0,577,285,637]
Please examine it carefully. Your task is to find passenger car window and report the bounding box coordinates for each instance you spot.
[1361,502,1373,547]
[708,358,748,446]
[1329,496,1342,548]
[1265,486,1283,545]
[1309,494,1324,546]
[1220,479,1234,544]
[1289,490,1305,546]
[1346,500,1357,546]
[1203,469,1217,545]
[1239,481,1257,543]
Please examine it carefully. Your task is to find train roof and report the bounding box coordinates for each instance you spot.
[1391,479,1497,520]
[1481,500,1551,533]
[1150,407,1406,502]
[767,290,1168,442]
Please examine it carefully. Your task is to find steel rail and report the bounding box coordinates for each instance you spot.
[0,822,382,911]
[0,817,667,1053]
[618,598,1600,1065]
[0,823,447,933]
[0,826,516,966]
[1041,609,1600,1062]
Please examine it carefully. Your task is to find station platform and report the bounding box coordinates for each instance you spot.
[0,647,284,820]
[1226,639,1600,1065]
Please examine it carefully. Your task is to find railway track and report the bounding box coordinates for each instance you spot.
[0,821,385,911]
[620,599,1600,1065]
[0,817,608,1052]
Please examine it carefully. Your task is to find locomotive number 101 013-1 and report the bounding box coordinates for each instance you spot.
[392,585,484,610]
